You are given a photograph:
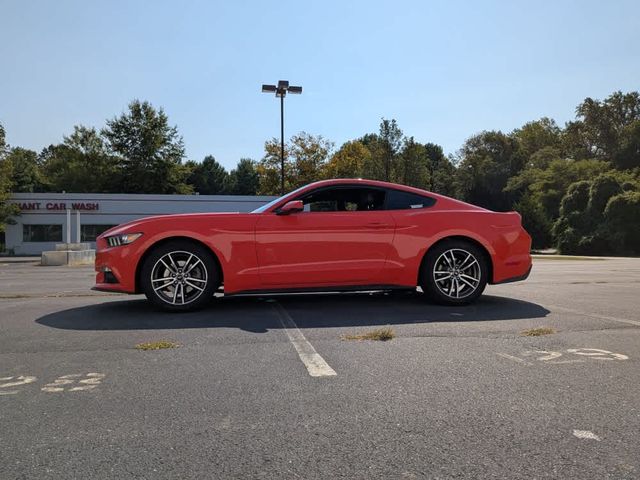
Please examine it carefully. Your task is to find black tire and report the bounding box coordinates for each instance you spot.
[140,240,219,312]
[420,239,488,306]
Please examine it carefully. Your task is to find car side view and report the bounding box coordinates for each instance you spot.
[94,179,532,311]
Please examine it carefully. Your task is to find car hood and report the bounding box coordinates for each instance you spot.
[99,212,251,238]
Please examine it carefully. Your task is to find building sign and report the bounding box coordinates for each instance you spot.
[16,202,100,211]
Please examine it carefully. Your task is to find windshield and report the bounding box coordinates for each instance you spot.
[251,185,308,213]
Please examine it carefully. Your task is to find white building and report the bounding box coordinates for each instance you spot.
[3,192,275,255]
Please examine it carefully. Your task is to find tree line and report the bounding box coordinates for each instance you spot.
[1,91,639,255]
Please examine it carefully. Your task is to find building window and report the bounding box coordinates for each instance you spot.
[23,225,63,242]
[81,225,117,242]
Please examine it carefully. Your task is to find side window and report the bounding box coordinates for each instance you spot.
[386,190,436,210]
[299,187,386,212]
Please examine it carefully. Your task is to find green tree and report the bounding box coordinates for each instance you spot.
[187,155,228,194]
[614,120,640,170]
[324,140,371,179]
[289,132,333,187]
[0,124,20,236]
[5,147,43,192]
[423,143,456,195]
[552,172,640,255]
[604,191,640,254]
[512,118,562,163]
[513,193,552,249]
[455,131,519,211]
[563,91,640,162]
[257,137,294,195]
[103,100,190,194]
[397,137,429,188]
[257,133,332,195]
[40,126,118,192]
[505,158,611,220]
[378,118,403,181]
[225,158,259,195]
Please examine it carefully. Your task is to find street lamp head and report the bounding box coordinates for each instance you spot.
[277,80,289,89]
[261,84,277,93]
[287,86,302,94]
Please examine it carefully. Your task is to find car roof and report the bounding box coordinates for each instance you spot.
[287,179,488,212]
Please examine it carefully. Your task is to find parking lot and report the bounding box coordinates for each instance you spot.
[1,257,639,479]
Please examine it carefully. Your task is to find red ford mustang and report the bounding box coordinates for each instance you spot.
[94,179,532,311]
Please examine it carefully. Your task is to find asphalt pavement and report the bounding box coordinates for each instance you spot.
[1,257,639,479]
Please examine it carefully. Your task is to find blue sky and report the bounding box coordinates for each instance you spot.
[1,0,639,169]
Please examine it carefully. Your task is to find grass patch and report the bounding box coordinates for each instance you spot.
[342,327,395,342]
[521,327,556,337]
[135,340,179,351]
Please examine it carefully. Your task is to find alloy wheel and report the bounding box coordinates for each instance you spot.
[432,248,482,300]
[150,250,208,305]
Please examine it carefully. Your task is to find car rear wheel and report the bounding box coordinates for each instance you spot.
[420,240,488,305]
[140,241,219,312]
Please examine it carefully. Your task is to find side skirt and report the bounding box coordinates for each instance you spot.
[224,284,416,297]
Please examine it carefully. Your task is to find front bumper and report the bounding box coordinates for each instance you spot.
[93,238,139,294]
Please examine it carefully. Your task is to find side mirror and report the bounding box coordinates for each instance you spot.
[277,200,304,215]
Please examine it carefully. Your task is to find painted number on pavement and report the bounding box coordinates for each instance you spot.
[0,373,106,396]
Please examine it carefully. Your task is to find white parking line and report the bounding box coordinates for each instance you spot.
[271,302,337,378]
[548,304,640,327]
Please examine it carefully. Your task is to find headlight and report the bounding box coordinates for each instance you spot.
[105,233,143,247]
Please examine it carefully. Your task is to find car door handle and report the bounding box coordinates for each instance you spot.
[366,222,392,229]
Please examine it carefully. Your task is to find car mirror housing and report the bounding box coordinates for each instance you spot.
[277,200,304,215]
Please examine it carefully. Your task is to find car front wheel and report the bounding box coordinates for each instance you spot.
[140,241,219,312]
[421,240,488,305]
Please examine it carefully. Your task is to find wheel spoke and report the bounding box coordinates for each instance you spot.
[172,284,179,304]
[459,277,477,290]
[435,274,452,282]
[185,258,202,275]
[460,273,479,283]
[152,276,173,283]
[167,253,179,272]
[153,279,174,291]
[460,259,478,271]
[185,280,204,291]
[182,253,194,272]
[186,277,206,283]
[160,259,176,274]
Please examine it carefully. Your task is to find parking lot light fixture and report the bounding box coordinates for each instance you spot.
[261,80,302,195]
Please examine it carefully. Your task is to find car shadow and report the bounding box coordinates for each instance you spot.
[36,291,550,333]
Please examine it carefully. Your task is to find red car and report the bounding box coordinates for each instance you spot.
[94,179,532,311]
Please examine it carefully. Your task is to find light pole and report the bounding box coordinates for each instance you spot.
[261,80,302,195]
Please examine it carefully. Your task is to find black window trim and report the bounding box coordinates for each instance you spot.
[287,184,389,213]
[281,184,437,213]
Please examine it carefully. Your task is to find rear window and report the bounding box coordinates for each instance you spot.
[386,190,436,210]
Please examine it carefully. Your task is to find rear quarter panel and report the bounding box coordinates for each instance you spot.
[385,209,531,286]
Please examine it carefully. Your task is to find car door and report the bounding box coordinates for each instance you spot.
[254,186,395,287]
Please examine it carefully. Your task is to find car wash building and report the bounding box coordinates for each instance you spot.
[2,192,275,255]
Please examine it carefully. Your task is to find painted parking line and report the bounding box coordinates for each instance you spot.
[547,304,640,327]
[270,301,337,378]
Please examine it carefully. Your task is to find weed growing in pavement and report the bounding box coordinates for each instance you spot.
[342,327,395,341]
[135,341,179,351]
[521,327,556,337]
